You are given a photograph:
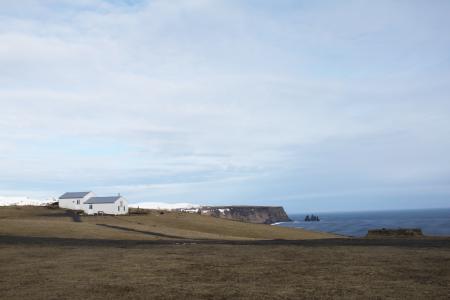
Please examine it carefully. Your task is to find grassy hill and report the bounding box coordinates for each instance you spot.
[0,206,338,240]
[1,206,449,299]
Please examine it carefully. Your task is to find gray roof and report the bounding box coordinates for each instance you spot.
[59,192,91,199]
[84,196,122,204]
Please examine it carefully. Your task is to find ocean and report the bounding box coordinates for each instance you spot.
[276,208,450,237]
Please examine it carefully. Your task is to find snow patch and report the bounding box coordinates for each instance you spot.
[0,196,53,206]
[129,202,201,211]
[182,208,201,213]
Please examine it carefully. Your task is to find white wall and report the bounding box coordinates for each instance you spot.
[83,197,128,215]
[58,192,95,210]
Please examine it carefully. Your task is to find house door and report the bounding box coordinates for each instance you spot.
[88,204,93,214]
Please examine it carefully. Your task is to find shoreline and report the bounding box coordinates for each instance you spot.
[278,208,450,237]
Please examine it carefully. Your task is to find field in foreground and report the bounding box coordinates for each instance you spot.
[0,206,448,299]
[0,240,449,299]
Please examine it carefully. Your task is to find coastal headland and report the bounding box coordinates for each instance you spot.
[191,205,292,224]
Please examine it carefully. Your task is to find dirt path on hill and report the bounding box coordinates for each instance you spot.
[66,210,82,222]
[0,235,449,248]
[96,223,188,239]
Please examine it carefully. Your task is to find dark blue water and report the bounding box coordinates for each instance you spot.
[276,208,450,237]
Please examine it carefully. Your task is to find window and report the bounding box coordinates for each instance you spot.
[89,204,93,209]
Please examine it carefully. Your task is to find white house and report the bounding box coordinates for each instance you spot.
[58,192,95,210]
[82,196,128,215]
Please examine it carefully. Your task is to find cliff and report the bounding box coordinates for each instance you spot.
[198,206,291,224]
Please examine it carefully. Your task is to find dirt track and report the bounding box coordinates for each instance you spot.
[1,234,449,248]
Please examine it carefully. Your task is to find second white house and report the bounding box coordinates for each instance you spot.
[82,195,128,215]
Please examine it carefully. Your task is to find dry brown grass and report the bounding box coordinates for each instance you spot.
[0,243,448,299]
[0,206,449,299]
[0,206,338,240]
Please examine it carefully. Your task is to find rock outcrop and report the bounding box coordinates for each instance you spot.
[304,214,320,222]
[198,206,291,224]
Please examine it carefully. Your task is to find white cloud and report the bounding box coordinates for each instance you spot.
[0,0,449,210]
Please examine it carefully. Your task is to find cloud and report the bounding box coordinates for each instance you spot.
[0,0,449,211]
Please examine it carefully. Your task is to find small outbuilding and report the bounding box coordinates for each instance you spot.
[82,196,128,215]
[58,191,95,210]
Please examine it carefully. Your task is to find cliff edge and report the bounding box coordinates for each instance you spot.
[198,206,291,224]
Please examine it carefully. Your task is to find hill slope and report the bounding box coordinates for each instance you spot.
[0,206,338,240]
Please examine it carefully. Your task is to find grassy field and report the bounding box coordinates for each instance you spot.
[0,206,449,299]
[0,206,338,240]
[0,243,449,299]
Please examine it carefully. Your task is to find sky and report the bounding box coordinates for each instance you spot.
[1,0,450,213]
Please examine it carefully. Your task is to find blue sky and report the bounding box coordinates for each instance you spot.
[1,0,450,212]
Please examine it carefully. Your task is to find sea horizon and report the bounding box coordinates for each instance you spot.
[277,207,450,237]
[287,207,450,215]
